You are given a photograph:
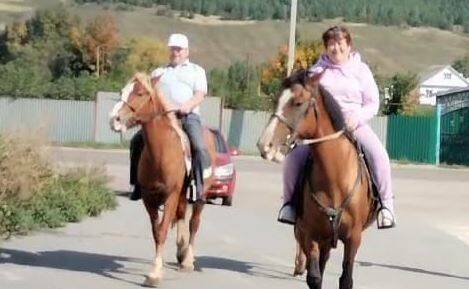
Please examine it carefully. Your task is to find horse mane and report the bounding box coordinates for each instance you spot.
[132,72,154,96]
[318,85,345,131]
[282,69,345,131]
[281,69,309,88]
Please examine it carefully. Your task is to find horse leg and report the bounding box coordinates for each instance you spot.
[294,241,307,276]
[176,195,189,265]
[293,227,306,276]
[142,198,162,287]
[339,233,362,289]
[143,190,179,287]
[305,240,322,289]
[319,245,331,277]
[180,202,204,271]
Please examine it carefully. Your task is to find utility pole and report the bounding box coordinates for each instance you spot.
[246,53,251,99]
[96,45,101,78]
[287,0,298,76]
[219,94,225,135]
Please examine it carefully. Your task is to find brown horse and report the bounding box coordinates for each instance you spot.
[110,73,217,287]
[258,70,377,289]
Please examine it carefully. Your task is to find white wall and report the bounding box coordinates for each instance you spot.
[419,87,453,105]
[419,67,468,105]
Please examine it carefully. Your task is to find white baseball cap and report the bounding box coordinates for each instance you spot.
[167,33,189,48]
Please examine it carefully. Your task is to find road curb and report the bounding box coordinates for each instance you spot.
[51,146,469,172]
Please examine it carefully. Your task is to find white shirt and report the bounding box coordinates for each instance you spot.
[152,60,207,115]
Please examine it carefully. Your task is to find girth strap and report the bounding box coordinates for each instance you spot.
[307,151,365,248]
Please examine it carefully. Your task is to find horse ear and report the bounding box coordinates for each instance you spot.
[307,72,322,87]
[134,73,154,95]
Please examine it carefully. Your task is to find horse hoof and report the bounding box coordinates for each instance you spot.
[293,268,305,277]
[143,276,160,287]
[179,264,194,273]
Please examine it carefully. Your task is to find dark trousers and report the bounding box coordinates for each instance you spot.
[129,113,211,200]
[129,129,144,186]
[181,113,212,199]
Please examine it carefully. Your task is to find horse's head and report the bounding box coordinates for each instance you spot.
[110,72,162,132]
[257,69,322,162]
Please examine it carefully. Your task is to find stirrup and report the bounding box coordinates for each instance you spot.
[277,203,296,225]
[377,207,396,229]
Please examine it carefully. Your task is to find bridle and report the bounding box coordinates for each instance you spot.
[272,93,345,151]
[121,87,178,123]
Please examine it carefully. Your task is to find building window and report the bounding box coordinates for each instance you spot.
[426,89,433,97]
[444,73,452,79]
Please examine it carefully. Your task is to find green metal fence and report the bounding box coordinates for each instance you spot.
[386,110,440,164]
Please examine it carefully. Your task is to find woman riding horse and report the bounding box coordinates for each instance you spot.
[279,26,396,229]
[257,25,396,289]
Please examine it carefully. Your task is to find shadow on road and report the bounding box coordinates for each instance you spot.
[0,248,148,285]
[358,260,469,281]
[115,190,131,198]
[167,255,300,281]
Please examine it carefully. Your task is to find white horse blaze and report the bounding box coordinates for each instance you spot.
[108,81,136,132]
[276,89,293,116]
[260,89,293,159]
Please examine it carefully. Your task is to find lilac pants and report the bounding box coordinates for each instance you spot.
[283,124,393,209]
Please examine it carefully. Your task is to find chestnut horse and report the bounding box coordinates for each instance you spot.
[110,73,216,287]
[258,70,377,289]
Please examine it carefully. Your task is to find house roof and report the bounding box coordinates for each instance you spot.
[419,65,447,82]
[419,65,469,86]
[436,86,469,97]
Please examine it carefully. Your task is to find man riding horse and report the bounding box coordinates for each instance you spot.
[129,33,212,204]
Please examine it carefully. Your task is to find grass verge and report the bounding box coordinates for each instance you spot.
[0,133,117,239]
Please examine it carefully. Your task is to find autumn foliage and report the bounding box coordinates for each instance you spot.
[260,40,323,103]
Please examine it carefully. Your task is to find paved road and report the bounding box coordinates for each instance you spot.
[1,147,468,289]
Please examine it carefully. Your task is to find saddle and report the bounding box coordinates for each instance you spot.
[170,117,192,176]
[169,113,215,202]
[295,135,379,204]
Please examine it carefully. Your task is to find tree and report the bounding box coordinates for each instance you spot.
[408,8,422,27]
[4,22,28,50]
[124,37,168,74]
[261,40,323,107]
[464,19,469,33]
[382,72,419,115]
[0,59,49,98]
[0,22,28,63]
[78,13,120,75]
[26,6,70,41]
[453,55,469,78]
[209,59,267,110]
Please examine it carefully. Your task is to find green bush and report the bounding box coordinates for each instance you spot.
[0,134,117,238]
[209,61,269,111]
[0,169,117,238]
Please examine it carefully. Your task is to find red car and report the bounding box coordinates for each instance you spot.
[204,128,237,206]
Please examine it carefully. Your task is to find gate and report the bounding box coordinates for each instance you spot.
[438,88,469,165]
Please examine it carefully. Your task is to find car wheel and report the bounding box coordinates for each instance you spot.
[222,196,233,206]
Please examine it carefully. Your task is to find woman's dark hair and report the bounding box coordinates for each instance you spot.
[322,26,352,47]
